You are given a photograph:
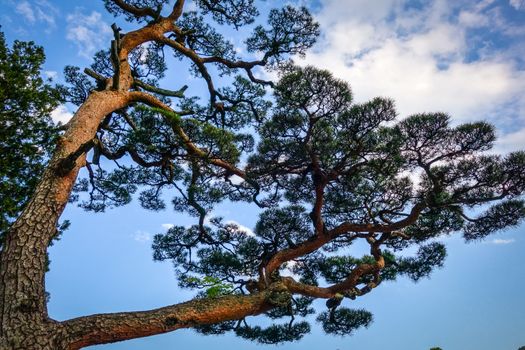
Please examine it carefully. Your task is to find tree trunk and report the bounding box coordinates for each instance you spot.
[0,90,135,349]
[0,18,187,347]
[0,16,283,348]
[0,81,275,350]
[0,323,68,350]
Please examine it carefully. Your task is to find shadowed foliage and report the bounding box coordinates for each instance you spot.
[0,31,62,244]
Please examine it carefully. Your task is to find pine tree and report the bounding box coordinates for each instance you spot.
[0,31,61,243]
[1,1,524,349]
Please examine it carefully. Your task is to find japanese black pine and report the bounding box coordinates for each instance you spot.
[1,1,524,349]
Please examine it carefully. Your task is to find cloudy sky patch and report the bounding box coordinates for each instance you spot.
[299,0,525,145]
[15,0,59,30]
[491,238,516,244]
[133,230,151,243]
[66,9,112,58]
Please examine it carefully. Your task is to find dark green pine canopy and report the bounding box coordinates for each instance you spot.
[0,31,63,245]
[150,67,525,341]
[53,1,525,344]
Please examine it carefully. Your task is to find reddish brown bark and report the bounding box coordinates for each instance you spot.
[0,6,414,349]
[63,289,276,349]
[0,13,280,349]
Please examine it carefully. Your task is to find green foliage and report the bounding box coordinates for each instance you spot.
[176,11,236,61]
[57,66,94,105]
[464,199,525,241]
[181,275,234,298]
[195,0,258,28]
[255,205,311,250]
[396,242,447,281]
[195,320,237,335]
[246,6,320,65]
[0,31,61,241]
[150,65,525,343]
[316,308,373,336]
[104,0,169,22]
[53,2,525,345]
[235,321,311,344]
[217,76,271,127]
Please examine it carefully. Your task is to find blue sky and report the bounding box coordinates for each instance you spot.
[1,0,525,349]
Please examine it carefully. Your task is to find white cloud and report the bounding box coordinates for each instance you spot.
[66,10,112,58]
[15,0,58,29]
[133,230,151,243]
[489,238,516,245]
[44,70,58,80]
[16,2,36,22]
[161,223,175,230]
[225,220,255,236]
[458,10,489,28]
[509,0,525,10]
[296,0,525,146]
[228,175,245,185]
[51,105,73,125]
[493,127,525,153]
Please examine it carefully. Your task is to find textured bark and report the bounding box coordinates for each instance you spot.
[0,7,396,348]
[0,89,137,348]
[0,14,276,349]
[263,204,423,277]
[0,9,172,345]
[63,290,276,349]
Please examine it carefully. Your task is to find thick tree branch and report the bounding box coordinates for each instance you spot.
[200,56,274,87]
[168,0,185,20]
[63,288,279,349]
[134,78,188,98]
[282,256,384,299]
[55,138,98,176]
[111,23,123,90]
[264,203,424,278]
[281,239,386,299]
[201,56,264,69]
[119,19,174,57]
[329,202,426,235]
[97,143,166,168]
[84,68,107,83]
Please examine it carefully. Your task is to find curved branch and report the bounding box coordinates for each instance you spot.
[63,292,271,349]
[282,255,384,299]
[55,138,98,176]
[245,67,275,87]
[282,237,386,299]
[168,0,185,20]
[130,91,266,206]
[134,78,188,98]
[129,91,249,180]
[130,91,266,205]
[110,0,158,19]
[200,56,274,87]
[201,56,263,69]
[329,202,426,235]
[157,36,218,103]
[84,68,107,83]
[97,143,166,168]
[264,203,425,277]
